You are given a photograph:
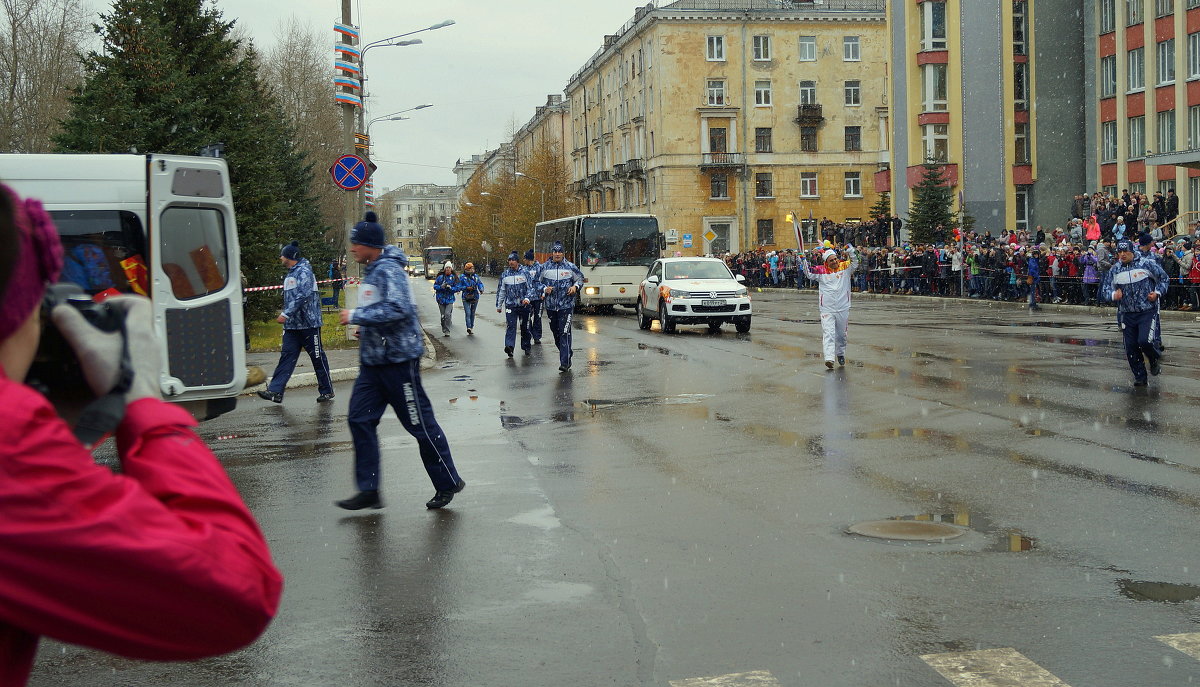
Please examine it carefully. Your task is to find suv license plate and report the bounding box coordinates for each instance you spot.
[701,299,726,307]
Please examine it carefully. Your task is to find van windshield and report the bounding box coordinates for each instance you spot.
[50,210,149,296]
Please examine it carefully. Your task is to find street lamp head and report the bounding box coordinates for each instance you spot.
[515,172,527,178]
[392,39,422,47]
[415,104,433,110]
[480,191,494,197]
[428,19,455,30]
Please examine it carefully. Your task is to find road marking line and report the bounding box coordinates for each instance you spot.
[1157,632,1200,660]
[921,647,1071,686]
[670,670,781,687]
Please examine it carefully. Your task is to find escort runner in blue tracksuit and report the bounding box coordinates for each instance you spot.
[495,251,533,358]
[336,213,465,510]
[521,249,544,344]
[258,241,334,404]
[1100,239,1170,386]
[534,241,585,372]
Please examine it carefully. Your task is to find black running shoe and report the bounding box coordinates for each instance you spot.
[257,390,282,403]
[335,490,383,510]
[426,480,466,509]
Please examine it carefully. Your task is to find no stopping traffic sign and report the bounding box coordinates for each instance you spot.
[330,154,369,191]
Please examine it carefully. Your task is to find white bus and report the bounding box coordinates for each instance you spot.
[533,213,662,309]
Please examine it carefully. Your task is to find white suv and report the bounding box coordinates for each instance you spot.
[636,257,751,333]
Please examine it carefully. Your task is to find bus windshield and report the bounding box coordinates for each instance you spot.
[579,216,659,267]
[424,246,453,265]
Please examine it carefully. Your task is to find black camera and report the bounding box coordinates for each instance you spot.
[26,282,125,399]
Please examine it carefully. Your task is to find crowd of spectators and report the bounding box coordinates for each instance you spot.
[721,189,1200,312]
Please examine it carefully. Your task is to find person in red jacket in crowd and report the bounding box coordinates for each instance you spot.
[0,184,282,685]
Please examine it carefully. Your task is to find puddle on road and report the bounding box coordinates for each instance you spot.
[637,342,688,360]
[579,394,712,411]
[500,412,575,429]
[1117,579,1200,603]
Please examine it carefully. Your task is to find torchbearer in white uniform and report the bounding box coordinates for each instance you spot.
[800,244,860,368]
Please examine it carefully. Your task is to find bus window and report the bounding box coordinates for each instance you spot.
[159,207,229,299]
[50,210,149,297]
[580,216,659,267]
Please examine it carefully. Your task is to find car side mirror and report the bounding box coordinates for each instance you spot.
[735,274,746,283]
[647,275,660,284]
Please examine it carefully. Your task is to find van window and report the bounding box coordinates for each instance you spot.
[159,207,228,299]
[50,210,149,296]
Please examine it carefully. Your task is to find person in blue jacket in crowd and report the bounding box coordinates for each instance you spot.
[337,214,465,510]
[534,241,585,372]
[433,261,460,337]
[521,249,544,345]
[1101,238,1170,387]
[258,241,334,404]
[495,251,533,358]
[457,262,485,335]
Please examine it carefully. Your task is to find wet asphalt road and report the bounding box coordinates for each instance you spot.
[29,278,1200,687]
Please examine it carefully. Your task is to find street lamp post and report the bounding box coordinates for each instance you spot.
[515,172,545,222]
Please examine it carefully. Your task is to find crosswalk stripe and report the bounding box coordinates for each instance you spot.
[670,670,781,687]
[1156,632,1200,660]
[921,647,1072,686]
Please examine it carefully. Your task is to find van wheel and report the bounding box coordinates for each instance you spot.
[659,302,676,333]
[637,298,652,329]
[735,316,751,333]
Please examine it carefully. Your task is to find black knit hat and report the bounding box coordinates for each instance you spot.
[350,211,386,248]
[281,240,301,260]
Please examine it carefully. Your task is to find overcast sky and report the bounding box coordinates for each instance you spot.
[207,0,646,195]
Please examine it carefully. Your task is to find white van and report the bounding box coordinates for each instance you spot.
[0,153,246,419]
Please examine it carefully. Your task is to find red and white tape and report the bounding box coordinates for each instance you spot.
[244,278,361,293]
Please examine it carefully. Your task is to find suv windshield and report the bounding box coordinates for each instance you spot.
[580,217,659,267]
[664,261,733,280]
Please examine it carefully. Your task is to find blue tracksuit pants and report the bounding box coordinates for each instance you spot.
[528,298,544,342]
[547,308,574,368]
[348,359,462,492]
[503,304,531,351]
[268,327,332,396]
[1119,308,1162,382]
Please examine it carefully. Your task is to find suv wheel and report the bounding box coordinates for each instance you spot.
[659,301,676,333]
[637,298,652,330]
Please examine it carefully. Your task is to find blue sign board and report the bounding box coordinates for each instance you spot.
[682,233,693,248]
[330,154,368,191]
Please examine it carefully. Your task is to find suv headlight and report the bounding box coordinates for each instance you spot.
[668,288,687,299]
[735,286,748,296]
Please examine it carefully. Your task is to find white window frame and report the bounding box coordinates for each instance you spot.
[753,35,771,61]
[1128,115,1146,159]
[799,80,817,105]
[1190,177,1200,212]
[843,172,862,198]
[1101,55,1117,97]
[1014,62,1029,110]
[1101,120,1118,162]
[1156,0,1174,17]
[1014,122,1030,164]
[707,35,725,61]
[799,35,817,61]
[1158,39,1176,85]
[1189,104,1200,148]
[1191,0,1200,9]
[922,123,949,162]
[800,172,819,198]
[755,80,773,106]
[1013,2,1027,56]
[1100,0,1116,33]
[1189,32,1200,79]
[921,1,947,51]
[1128,47,1145,91]
[843,36,861,61]
[922,63,948,112]
[1127,0,1144,24]
[754,172,774,199]
[1157,109,1177,153]
[844,80,861,106]
[1015,189,1030,232]
[706,79,726,106]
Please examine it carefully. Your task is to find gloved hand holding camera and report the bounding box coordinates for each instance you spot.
[51,295,161,404]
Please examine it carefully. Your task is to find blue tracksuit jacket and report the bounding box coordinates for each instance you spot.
[434,273,461,305]
[521,262,543,302]
[495,267,533,308]
[350,246,426,365]
[1100,256,1169,313]
[534,259,584,311]
[281,258,322,330]
[456,273,485,302]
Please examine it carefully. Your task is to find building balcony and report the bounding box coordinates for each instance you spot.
[700,152,746,171]
[585,173,600,189]
[613,163,628,179]
[596,170,613,184]
[568,180,587,195]
[626,158,645,177]
[795,104,824,125]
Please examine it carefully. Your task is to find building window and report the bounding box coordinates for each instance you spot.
[1014,122,1030,164]
[1129,115,1145,158]
[1157,109,1177,152]
[922,63,948,111]
[1014,63,1029,110]
[1191,0,1200,8]
[707,79,726,106]
[799,35,817,61]
[844,172,862,198]
[1158,179,1175,196]
[844,126,862,151]
[1015,189,1029,232]
[1129,182,1146,195]
[843,36,860,61]
[707,35,724,61]
[1100,0,1116,33]
[1156,0,1174,17]
[755,127,773,153]
[921,1,947,51]
[755,173,773,198]
[800,172,819,198]
[799,80,817,104]
[1191,177,1200,212]
[844,80,861,106]
[922,123,949,162]
[710,126,727,153]
[1189,32,1200,79]
[1157,39,1176,85]
[1128,47,1145,90]
[710,174,729,199]
[1189,104,1200,148]
[753,35,771,61]
[800,126,818,152]
[1100,55,1117,97]
[756,219,774,245]
[1101,120,1117,162]
[1013,2,1027,56]
[755,80,772,106]
[1127,0,1143,24]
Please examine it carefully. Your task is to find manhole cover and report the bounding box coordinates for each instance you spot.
[847,520,968,541]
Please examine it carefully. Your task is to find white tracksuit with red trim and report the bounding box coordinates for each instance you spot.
[801,247,859,363]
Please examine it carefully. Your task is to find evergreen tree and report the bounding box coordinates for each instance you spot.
[869,191,891,221]
[907,161,955,244]
[55,0,328,320]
